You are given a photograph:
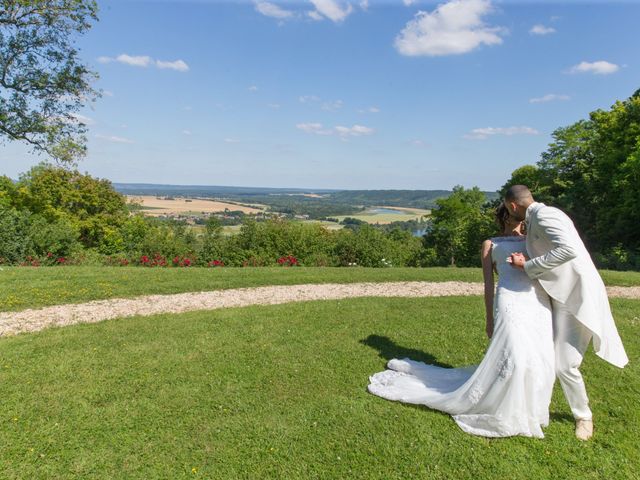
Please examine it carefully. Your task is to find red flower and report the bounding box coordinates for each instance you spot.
[56,257,66,264]
[277,255,298,266]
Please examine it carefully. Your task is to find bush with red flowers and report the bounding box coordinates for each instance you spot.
[19,256,41,267]
[277,255,298,267]
[208,259,224,267]
[172,255,193,267]
[150,253,167,267]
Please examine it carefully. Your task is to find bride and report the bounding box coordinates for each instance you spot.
[368,205,556,438]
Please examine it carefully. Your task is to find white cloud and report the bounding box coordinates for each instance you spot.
[568,60,619,75]
[102,90,114,97]
[182,130,192,136]
[464,126,539,140]
[297,122,374,137]
[267,103,281,109]
[307,10,324,21]
[321,99,344,111]
[57,113,95,126]
[248,85,259,92]
[360,0,369,11]
[529,93,570,104]
[98,54,189,72]
[359,106,380,113]
[299,95,343,111]
[255,1,295,19]
[95,134,134,144]
[309,0,353,23]
[299,95,321,103]
[394,0,504,57]
[530,24,555,35]
[156,59,189,72]
[115,54,153,67]
[411,139,428,147]
[70,113,95,125]
[296,122,333,135]
[404,0,417,5]
[335,124,374,137]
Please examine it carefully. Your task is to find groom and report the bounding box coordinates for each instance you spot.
[504,185,628,441]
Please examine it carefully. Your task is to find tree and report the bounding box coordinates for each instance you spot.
[0,174,17,207]
[424,186,496,267]
[15,164,129,248]
[502,89,640,265]
[0,0,99,164]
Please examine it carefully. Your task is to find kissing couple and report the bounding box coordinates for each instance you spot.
[368,185,628,440]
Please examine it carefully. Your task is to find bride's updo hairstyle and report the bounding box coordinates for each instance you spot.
[495,203,526,236]
[495,203,511,233]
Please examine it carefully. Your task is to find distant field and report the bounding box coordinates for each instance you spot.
[274,193,327,198]
[335,206,430,224]
[301,220,344,230]
[127,195,265,216]
[221,225,243,236]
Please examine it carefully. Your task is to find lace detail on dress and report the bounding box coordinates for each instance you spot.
[468,382,483,405]
[497,350,515,380]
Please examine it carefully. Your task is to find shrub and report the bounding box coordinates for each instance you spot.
[27,215,81,259]
[0,207,32,264]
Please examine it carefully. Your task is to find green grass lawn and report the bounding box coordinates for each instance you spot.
[0,267,486,312]
[0,296,637,479]
[1,266,639,313]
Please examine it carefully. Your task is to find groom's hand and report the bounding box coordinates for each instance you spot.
[510,252,527,270]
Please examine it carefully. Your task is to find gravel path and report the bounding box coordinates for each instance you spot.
[1,281,639,337]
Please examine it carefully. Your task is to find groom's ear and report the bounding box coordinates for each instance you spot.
[503,200,514,213]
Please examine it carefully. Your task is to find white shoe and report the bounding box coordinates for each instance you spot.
[575,419,593,441]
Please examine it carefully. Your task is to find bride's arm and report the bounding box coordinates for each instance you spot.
[481,239,495,339]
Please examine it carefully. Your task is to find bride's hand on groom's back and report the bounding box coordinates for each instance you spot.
[509,252,528,270]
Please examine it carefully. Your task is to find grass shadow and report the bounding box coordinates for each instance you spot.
[360,334,453,368]
[550,412,574,424]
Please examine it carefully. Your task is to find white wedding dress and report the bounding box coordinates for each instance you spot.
[368,236,556,438]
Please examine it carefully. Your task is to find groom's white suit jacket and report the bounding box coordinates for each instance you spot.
[523,202,628,368]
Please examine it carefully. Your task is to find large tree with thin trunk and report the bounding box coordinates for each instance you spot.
[0,0,99,164]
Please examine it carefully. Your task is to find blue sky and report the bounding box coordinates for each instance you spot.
[2,0,639,190]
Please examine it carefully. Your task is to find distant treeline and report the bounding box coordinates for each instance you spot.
[114,183,339,197]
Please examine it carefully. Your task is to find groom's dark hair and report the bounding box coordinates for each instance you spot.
[505,185,534,205]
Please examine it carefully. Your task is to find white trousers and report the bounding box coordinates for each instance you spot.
[552,299,593,420]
